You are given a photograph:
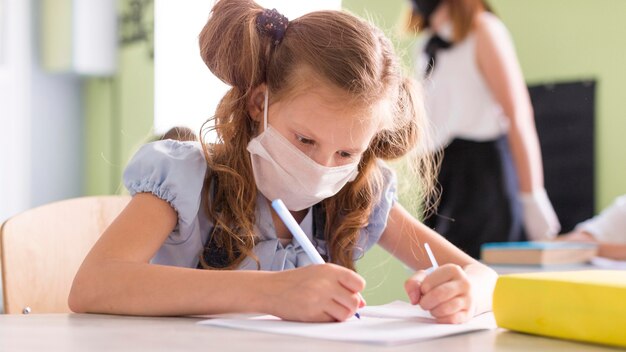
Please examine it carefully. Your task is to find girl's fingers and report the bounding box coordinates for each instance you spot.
[419,279,471,310]
[420,264,466,294]
[428,296,470,318]
[331,288,361,314]
[435,309,472,324]
[358,295,366,308]
[318,311,339,323]
[404,270,427,304]
[335,269,366,308]
[415,264,473,322]
[337,269,366,293]
[325,299,353,322]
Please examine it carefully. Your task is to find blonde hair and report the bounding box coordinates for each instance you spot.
[406,0,492,42]
[198,0,437,271]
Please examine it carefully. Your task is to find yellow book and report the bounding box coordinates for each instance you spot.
[493,271,626,348]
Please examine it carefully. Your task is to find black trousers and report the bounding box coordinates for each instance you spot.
[424,137,525,259]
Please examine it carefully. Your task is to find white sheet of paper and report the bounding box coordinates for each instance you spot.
[197,300,496,345]
[591,256,626,270]
[357,300,435,320]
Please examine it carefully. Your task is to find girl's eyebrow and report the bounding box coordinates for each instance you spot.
[290,120,319,140]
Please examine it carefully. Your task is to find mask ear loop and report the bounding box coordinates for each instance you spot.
[263,88,269,131]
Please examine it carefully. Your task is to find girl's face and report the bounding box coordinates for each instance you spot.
[252,84,381,168]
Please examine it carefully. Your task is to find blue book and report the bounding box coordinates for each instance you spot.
[481,241,598,265]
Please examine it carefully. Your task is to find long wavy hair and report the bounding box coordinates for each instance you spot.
[405,0,493,42]
[197,0,438,271]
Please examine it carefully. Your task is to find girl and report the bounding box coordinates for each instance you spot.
[407,0,561,258]
[69,0,497,324]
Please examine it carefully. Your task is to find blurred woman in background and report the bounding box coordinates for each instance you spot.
[408,0,560,258]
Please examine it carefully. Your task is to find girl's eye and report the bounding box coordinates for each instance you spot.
[296,135,315,145]
[338,151,354,159]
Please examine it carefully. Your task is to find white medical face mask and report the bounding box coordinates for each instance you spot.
[246,90,360,211]
[436,21,453,41]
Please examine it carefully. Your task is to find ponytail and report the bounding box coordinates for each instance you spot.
[199,0,267,92]
[198,0,271,270]
[372,77,421,160]
[370,76,440,219]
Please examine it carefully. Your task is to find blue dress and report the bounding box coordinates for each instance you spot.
[123,140,398,271]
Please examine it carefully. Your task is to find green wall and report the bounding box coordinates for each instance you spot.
[84,1,154,195]
[83,0,626,305]
[40,0,73,71]
[489,0,626,210]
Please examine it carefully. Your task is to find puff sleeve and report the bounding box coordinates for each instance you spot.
[123,140,207,244]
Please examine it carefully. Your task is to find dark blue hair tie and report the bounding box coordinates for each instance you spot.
[256,8,289,46]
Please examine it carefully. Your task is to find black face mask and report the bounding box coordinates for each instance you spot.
[411,0,442,26]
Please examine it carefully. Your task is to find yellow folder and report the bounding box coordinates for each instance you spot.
[493,270,626,348]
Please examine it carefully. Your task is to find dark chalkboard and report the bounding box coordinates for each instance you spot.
[528,80,596,232]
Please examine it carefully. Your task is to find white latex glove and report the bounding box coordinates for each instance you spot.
[520,188,561,241]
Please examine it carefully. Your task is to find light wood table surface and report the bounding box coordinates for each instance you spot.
[0,313,621,352]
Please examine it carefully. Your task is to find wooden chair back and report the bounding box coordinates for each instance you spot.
[0,196,130,314]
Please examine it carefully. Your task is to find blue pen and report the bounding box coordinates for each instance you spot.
[424,242,439,275]
[271,199,362,320]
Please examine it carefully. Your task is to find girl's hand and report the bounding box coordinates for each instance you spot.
[404,264,476,324]
[556,231,595,243]
[267,263,366,322]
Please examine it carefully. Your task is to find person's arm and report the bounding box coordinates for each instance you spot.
[558,195,626,260]
[69,193,364,322]
[597,243,626,260]
[378,203,498,324]
[475,13,560,240]
[475,14,539,193]
[558,231,626,260]
[576,195,626,244]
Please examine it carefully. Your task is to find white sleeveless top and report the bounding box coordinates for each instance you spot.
[417,14,510,150]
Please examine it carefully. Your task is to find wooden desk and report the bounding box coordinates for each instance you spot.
[489,263,599,275]
[0,314,619,351]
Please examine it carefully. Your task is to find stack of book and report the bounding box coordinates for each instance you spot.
[480,241,598,266]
